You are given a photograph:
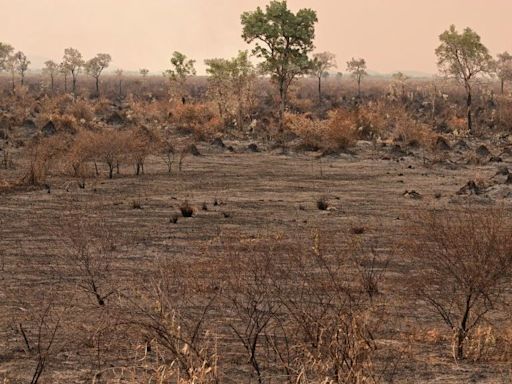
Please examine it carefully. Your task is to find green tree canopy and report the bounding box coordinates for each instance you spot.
[165,51,196,83]
[241,0,317,128]
[435,25,493,132]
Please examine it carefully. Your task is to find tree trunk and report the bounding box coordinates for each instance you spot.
[456,328,466,360]
[318,75,322,103]
[279,79,286,132]
[466,86,472,133]
[501,79,505,95]
[95,77,100,97]
[64,75,68,93]
[20,73,24,86]
[72,75,77,96]
[357,77,361,98]
[455,294,472,360]
[50,75,54,93]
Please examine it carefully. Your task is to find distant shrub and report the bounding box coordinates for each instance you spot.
[285,109,358,152]
[316,196,329,210]
[170,103,221,140]
[180,201,194,217]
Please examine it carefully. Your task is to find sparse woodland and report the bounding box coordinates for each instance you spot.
[1,1,512,383]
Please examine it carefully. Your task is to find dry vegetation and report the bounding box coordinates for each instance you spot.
[1,70,512,384]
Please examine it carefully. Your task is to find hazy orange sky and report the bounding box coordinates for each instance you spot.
[1,0,511,75]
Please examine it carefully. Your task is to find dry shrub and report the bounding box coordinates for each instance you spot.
[67,99,96,122]
[408,326,447,347]
[65,130,98,178]
[92,129,132,179]
[285,109,359,152]
[20,134,70,185]
[126,97,170,125]
[171,103,221,140]
[447,115,468,135]
[496,96,512,132]
[285,113,326,150]
[325,109,360,150]
[113,255,219,384]
[404,207,512,360]
[127,126,160,175]
[354,103,388,139]
[208,230,399,384]
[382,105,435,147]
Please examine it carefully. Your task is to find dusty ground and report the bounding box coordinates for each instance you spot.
[1,139,512,383]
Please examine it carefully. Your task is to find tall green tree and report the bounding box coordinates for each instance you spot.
[346,58,367,97]
[496,52,512,95]
[85,53,112,97]
[241,0,317,129]
[435,25,493,132]
[310,51,337,102]
[165,51,196,104]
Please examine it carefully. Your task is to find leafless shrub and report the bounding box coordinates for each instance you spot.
[61,216,118,307]
[120,257,220,383]
[403,206,512,360]
[20,134,70,186]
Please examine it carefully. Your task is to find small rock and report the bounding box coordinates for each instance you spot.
[496,166,509,176]
[454,139,469,150]
[188,144,201,156]
[211,137,225,148]
[403,190,422,199]
[476,145,491,157]
[435,136,451,151]
[41,121,56,136]
[247,143,259,152]
[457,180,486,196]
